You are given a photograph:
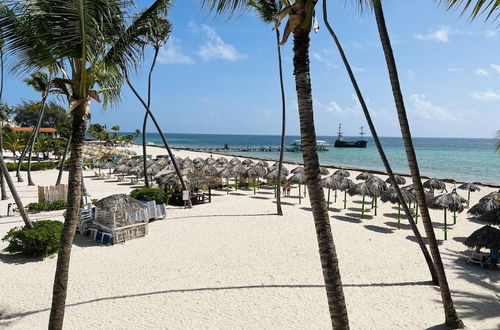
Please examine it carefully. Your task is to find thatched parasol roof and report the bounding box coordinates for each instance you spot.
[366,177,388,197]
[423,178,446,191]
[381,187,414,204]
[479,191,500,203]
[385,174,406,185]
[265,168,288,181]
[291,166,304,174]
[401,184,433,203]
[322,175,354,191]
[218,167,232,179]
[319,167,329,176]
[349,182,373,197]
[193,157,205,164]
[242,159,254,166]
[230,157,241,165]
[356,172,374,181]
[114,164,130,174]
[253,164,267,178]
[242,167,259,179]
[288,172,306,184]
[199,164,219,176]
[468,198,500,216]
[95,194,147,213]
[205,157,216,165]
[476,208,500,226]
[333,169,350,177]
[216,157,228,165]
[458,182,481,192]
[256,160,269,168]
[463,225,500,250]
[156,170,206,190]
[430,193,465,212]
[231,164,246,178]
[128,165,143,176]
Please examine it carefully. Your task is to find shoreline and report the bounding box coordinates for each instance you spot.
[138,143,500,188]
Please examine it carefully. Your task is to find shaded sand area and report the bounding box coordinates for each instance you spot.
[0,145,499,329]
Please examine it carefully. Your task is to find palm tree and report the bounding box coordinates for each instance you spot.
[371,1,464,328]
[202,1,349,328]
[23,71,51,186]
[139,14,172,188]
[0,34,8,200]
[321,0,437,283]
[440,0,500,20]
[56,129,72,186]
[0,1,171,328]
[250,0,287,216]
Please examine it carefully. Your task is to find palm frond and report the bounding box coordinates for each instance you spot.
[249,0,282,23]
[200,0,253,16]
[439,0,500,21]
[23,71,50,93]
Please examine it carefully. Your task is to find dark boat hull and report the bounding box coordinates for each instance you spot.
[334,140,367,148]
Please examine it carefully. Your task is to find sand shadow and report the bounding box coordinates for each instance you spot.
[72,234,109,248]
[384,221,411,230]
[452,236,467,244]
[0,251,45,264]
[332,215,362,224]
[363,225,394,234]
[405,235,444,246]
[299,207,312,212]
[249,196,271,200]
[229,192,248,196]
[256,191,274,195]
[345,212,373,220]
[272,201,294,206]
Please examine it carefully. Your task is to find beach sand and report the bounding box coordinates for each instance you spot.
[0,144,499,329]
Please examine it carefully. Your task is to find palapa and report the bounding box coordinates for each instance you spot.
[430,191,467,239]
[242,159,254,166]
[458,182,481,204]
[291,166,304,174]
[95,194,147,213]
[468,198,500,217]
[205,157,216,165]
[385,174,406,185]
[333,169,350,177]
[356,172,374,181]
[464,225,500,250]
[423,178,446,191]
[348,181,373,218]
[229,157,241,165]
[476,208,500,227]
[381,187,415,229]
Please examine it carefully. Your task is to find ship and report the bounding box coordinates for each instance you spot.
[289,140,329,152]
[333,124,367,148]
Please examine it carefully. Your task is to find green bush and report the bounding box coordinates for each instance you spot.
[2,220,63,258]
[130,188,168,204]
[6,161,57,172]
[26,200,68,212]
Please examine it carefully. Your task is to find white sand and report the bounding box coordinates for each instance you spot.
[0,145,499,329]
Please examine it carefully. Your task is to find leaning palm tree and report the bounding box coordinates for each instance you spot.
[202,1,349,328]
[0,1,172,328]
[139,14,172,188]
[22,71,51,186]
[322,0,437,283]
[250,0,287,216]
[0,35,9,200]
[371,0,464,327]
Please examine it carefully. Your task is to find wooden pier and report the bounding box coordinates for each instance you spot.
[185,146,292,153]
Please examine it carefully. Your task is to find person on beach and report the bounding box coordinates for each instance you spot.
[282,184,287,197]
[286,184,291,197]
[490,248,499,270]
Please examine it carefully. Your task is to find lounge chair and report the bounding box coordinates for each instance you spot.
[467,251,491,268]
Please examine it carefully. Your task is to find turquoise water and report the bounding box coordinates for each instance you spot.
[133,133,499,185]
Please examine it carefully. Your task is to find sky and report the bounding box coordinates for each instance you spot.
[3,0,500,138]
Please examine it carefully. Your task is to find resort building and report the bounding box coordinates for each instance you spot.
[11,127,59,138]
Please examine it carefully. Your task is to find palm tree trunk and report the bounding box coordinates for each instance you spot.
[293,29,349,329]
[15,129,35,182]
[0,122,8,200]
[373,1,464,328]
[26,91,49,186]
[275,28,287,216]
[0,150,31,227]
[321,0,437,284]
[142,47,160,188]
[125,75,191,208]
[49,110,87,329]
[56,130,72,186]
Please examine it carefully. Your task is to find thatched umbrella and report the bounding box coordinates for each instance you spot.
[356,172,374,181]
[291,166,304,175]
[231,164,246,190]
[253,164,267,178]
[401,184,434,223]
[479,191,500,203]
[348,182,373,218]
[430,192,466,240]
[322,175,354,210]
[180,158,194,170]
[423,178,446,193]
[229,157,241,165]
[458,182,481,205]
[319,167,329,176]
[469,198,500,217]
[265,168,289,198]
[288,172,306,204]
[114,164,130,174]
[95,194,147,213]
[385,174,406,186]
[193,157,205,164]
[366,177,388,216]
[242,167,260,194]
[128,165,143,178]
[476,208,500,227]
[205,157,216,165]
[381,187,415,229]
[334,169,350,178]
[464,225,500,250]
[197,165,219,202]
[242,158,254,166]
[218,167,233,194]
[216,157,228,166]
[256,160,269,168]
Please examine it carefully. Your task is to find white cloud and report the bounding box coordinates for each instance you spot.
[474,68,489,76]
[311,51,337,69]
[490,64,500,74]
[157,37,195,65]
[471,90,500,102]
[415,26,450,42]
[483,30,497,38]
[447,68,463,72]
[409,94,460,121]
[316,100,353,114]
[197,25,245,61]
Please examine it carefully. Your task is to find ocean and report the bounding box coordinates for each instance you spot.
[132,133,499,185]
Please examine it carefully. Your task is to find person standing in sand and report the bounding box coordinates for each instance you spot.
[490,248,499,270]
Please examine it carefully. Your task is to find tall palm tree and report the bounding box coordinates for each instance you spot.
[0,34,8,200]
[0,1,171,328]
[55,129,71,186]
[140,14,172,188]
[23,71,51,186]
[250,0,287,215]
[371,1,464,328]
[202,1,349,328]
[321,0,437,283]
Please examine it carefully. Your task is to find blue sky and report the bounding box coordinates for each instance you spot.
[3,0,499,138]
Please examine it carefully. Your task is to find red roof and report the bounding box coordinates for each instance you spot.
[12,127,57,133]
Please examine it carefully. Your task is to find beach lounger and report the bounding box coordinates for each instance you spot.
[467,251,491,268]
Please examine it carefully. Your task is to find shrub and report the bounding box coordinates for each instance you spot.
[2,220,63,258]
[26,200,68,212]
[6,161,57,172]
[130,188,168,204]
